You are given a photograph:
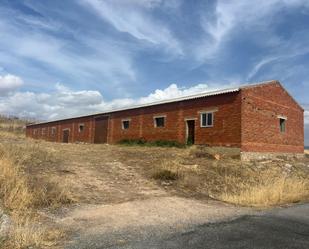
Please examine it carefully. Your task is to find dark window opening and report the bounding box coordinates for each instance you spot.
[155,117,165,127]
[279,118,286,133]
[122,120,130,130]
[79,124,84,133]
[51,127,56,135]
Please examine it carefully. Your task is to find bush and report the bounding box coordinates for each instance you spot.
[118,138,146,146]
[151,140,185,148]
[118,139,186,148]
[152,169,179,181]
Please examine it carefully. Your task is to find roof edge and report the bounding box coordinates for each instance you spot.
[27,79,302,127]
[26,86,240,127]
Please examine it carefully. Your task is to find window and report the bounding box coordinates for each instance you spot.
[200,112,214,127]
[78,124,84,133]
[122,120,130,130]
[51,127,56,136]
[154,117,165,127]
[33,129,37,135]
[279,118,286,133]
[42,128,46,135]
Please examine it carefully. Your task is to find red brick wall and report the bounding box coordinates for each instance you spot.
[108,92,242,146]
[26,92,242,147]
[26,116,95,143]
[240,82,304,153]
[25,82,304,154]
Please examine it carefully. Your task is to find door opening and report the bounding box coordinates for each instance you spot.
[62,129,69,143]
[94,116,109,143]
[186,120,195,145]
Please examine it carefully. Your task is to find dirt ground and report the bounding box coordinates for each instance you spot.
[1,134,308,248]
[1,136,308,207]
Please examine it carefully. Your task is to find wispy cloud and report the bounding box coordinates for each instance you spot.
[196,0,309,62]
[80,0,183,55]
[0,2,137,92]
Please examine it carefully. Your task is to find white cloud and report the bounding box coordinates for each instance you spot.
[0,74,23,96]
[81,0,183,55]
[139,83,213,103]
[0,80,221,121]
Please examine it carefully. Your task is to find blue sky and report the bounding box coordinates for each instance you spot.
[0,0,308,145]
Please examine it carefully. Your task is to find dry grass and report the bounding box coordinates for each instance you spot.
[2,215,65,249]
[0,115,28,134]
[0,144,74,211]
[151,146,309,207]
[219,175,309,207]
[0,132,74,248]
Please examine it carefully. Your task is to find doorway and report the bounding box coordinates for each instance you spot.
[62,129,69,143]
[94,116,109,143]
[186,120,195,145]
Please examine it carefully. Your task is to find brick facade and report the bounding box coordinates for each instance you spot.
[240,82,304,153]
[26,81,304,154]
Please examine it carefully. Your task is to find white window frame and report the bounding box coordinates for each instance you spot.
[121,119,131,130]
[200,112,214,127]
[153,115,166,128]
[278,116,287,133]
[78,123,85,133]
[41,128,46,135]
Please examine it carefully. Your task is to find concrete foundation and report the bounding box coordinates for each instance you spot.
[240,152,305,161]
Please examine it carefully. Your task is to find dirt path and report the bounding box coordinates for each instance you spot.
[27,143,251,248]
[52,196,252,249]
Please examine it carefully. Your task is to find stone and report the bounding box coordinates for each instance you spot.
[0,209,11,239]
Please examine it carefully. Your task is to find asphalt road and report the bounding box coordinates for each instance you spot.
[68,204,309,249]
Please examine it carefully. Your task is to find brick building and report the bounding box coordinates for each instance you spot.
[26,80,304,156]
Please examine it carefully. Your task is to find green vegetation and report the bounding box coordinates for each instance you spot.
[118,138,186,148]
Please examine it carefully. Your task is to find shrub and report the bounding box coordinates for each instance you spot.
[152,169,179,181]
[150,140,185,148]
[118,138,146,146]
[118,139,186,148]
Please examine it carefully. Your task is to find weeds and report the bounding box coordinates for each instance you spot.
[149,148,309,207]
[219,175,309,207]
[118,139,186,148]
[2,215,65,249]
[0,138,73,248]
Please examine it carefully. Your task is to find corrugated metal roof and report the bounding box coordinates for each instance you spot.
[26,80,279,126]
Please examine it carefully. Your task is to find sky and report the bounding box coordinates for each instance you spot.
[0,0,308,145]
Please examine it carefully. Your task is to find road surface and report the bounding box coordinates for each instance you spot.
[66,202,309,249]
